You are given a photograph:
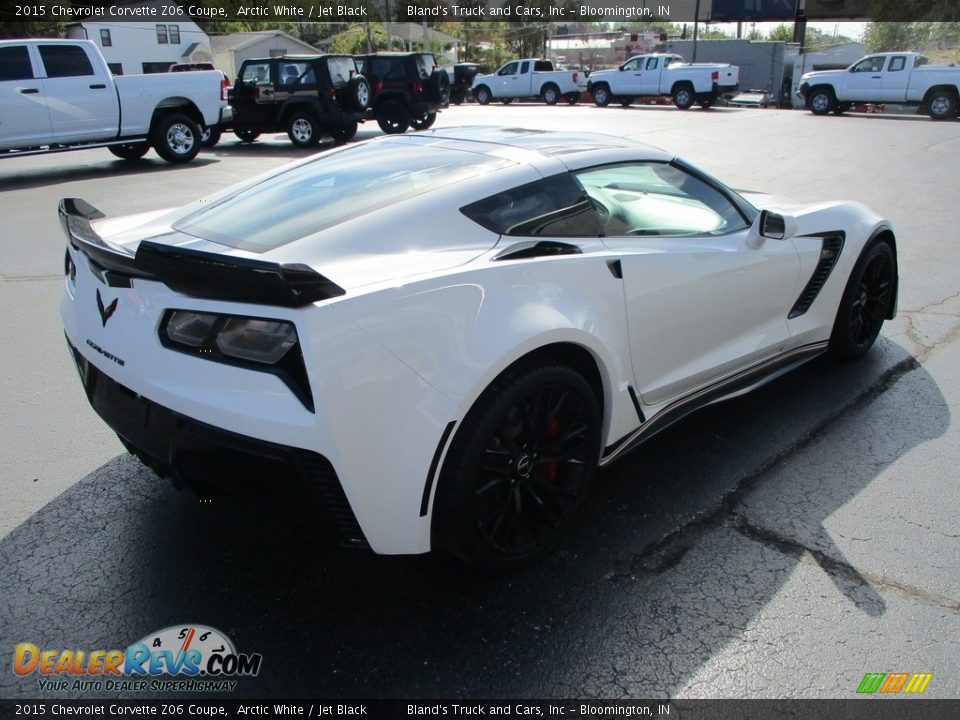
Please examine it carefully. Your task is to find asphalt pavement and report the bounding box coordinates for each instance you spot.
[0,105,957,700]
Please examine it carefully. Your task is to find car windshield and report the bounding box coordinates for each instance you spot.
[173,144,513,252]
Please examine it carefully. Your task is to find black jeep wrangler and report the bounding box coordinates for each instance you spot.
[355,52,449,134]
[228,55,370,146]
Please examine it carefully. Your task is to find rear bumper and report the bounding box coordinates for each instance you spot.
[67,337,368,548]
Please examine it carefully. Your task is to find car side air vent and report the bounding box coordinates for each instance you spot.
[789,233,845,319]
[493,240,582,261]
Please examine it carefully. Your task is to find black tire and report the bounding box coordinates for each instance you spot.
[329,120,358,143]
[234,128,260,143]
[199,126,221,148]
[429,69,450,104]
[834,102,851,116]
[376,101,410,134]
[108,143,149,161]
[475,86,492,105]
[542,83,560,105]
[619,97,633,108]
[926,89,958,120]
[432,363,602,571]
[592,84,611,107]
[151,113,200,163]
[673,84,695,110]
[698,97,715,109]
[347,75,371,111]
[410,112,437,130]
[287,112,321,147]
[828,240,896,360]
[807,87,835,115]
[565,93,579,105]
[500,98,513,105]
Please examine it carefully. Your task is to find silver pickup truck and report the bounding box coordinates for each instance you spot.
[798,52,960,120]
[1,39,230,162]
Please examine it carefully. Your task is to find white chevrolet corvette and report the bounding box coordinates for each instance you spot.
[60,128,898,570]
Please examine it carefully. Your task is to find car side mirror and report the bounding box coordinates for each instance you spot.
[759,210,796,240]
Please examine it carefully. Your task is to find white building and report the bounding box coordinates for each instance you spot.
[65,0,211,75]
[211,31,322,82]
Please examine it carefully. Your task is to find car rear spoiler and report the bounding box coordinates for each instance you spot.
[59,198,345,307]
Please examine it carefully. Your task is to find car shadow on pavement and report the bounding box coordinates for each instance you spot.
[0,339,948,698]
[0,157,220,193]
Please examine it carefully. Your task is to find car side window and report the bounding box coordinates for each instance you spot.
[499,62,519,76]
[240,62,271,84]
[38,45,94,78]
[889,56,906,72]
[520,61,530,74]
[852,56,884,73]
[461,174,603,238]
[622,58,640,71]
[646,57,659,70]
[0,46,33,81]
[574,162,749,237]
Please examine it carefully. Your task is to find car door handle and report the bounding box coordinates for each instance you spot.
[89,83,107,89]
[18,87,40,94]
[872,75,881,79]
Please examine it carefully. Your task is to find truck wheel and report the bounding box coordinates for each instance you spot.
[834,103,851,115]
[565,93,580,105]
[151,113,200,163]
[234,128,260,143]
[807,87,835,115]
[476,86,492,105]
[200,126,221,148]
[542,84,560,105]
[287,112,321,147]
[927,90,958,120]
[619,97,633,108]
[592,84,611,107]
[500,98,513,105]
[328,120,358,144]
[673,84,695,110]
[410,112,437,130]
[698,97,715,109]
[108,143,149,161]
[376,101,410,134]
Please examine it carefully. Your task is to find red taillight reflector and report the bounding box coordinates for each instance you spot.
[220,77,230,101]
[712,71,719,81]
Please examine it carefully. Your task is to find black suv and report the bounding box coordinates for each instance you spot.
[355,52,449,134]
[228,55,370,146]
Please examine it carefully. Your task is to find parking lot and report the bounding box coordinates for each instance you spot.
[1,103,958,699]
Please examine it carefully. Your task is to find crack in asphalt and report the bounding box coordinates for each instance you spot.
[899,289,960,360]
[733,518,960,615]
[605,353,921,585]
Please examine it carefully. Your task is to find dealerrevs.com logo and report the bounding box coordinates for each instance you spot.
[13,625,262,693]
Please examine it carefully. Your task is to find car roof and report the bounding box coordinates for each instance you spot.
[390,126,674,165]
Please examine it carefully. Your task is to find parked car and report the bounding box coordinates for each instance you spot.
[729,89,774,108]
[0,39,230,163]
[355,52,449,133]
[227,55,369,147]
[471,58,587,105]
[450,63,482,105]
[798,52,960,119]
[587,53,740,109]
[60,128,898,570]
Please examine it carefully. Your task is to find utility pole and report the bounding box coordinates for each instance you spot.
[693,0,701,61]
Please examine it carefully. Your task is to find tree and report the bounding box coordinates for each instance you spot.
[768,24,793,42]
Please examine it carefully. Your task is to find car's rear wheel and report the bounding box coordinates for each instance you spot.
[828,240,895,360]
[108,143,149,161]
[566,93,579,105]
[500,97,513,105]
[619,97,633,108]
[927,89,958,120]
[287,112,321,147]
[433,363,601,572]
[151,113,200,163]
[376,101,410,134]
[234,128,260,143]
[673,84,695,110]
[542,83,560,105]
[410,112,437,130]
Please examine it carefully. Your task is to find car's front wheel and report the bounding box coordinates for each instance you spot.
[475,86,492,105]
[287,112,321,147]
[808,87,835,115]
[829,239,896,360]
[328,120,358,143]
[433,363,601,571]
[199,125,221,148]
[410,112,437,130]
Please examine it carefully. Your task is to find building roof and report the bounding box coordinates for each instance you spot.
[210,30,317,55]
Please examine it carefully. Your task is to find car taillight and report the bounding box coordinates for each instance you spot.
[220,76,229,101]
[573,72,579,83]
[412,80,423,95]
[712,71,719,81]
[328,87,336,101]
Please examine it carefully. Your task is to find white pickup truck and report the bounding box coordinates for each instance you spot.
[471,59,587,105]
[0,39,230,163]
[586,53,740,109]
[798,52,960,120]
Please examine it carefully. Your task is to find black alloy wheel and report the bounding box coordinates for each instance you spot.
[829,240,895,360]
[434,364,601,571]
